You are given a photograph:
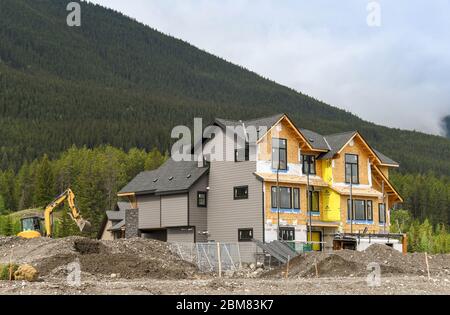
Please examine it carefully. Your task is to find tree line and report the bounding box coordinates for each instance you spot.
[391,210,449,254]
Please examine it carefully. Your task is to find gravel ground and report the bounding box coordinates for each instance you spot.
[1,237,449,295]
[0,237,199,279]
[0,275,449,295]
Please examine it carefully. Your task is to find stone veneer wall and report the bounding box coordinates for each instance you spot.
[125,208,139,238]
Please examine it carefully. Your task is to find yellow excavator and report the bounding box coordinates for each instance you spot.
[17,189,91,239]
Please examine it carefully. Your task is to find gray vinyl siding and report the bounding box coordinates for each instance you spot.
[161,194,188,227]
[188,175,209,242]
[137,195,161,229]
[207,160,263,263]
[167,228,195,243]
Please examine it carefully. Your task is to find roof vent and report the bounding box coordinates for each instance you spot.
[186,174,192,179]
[153,178,159,183]
[309,138,315,143]
[168,176,174,181]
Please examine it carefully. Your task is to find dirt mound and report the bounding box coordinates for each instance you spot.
[0,237,198,280]
[263,244,450,279]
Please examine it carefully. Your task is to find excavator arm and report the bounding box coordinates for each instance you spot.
[43,189,91,237]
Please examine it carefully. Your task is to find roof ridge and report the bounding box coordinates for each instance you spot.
[324,131,357,138]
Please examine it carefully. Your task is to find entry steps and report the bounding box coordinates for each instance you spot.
[254,240,299,264]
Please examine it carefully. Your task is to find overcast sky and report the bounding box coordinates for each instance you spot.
[88,0,450,136]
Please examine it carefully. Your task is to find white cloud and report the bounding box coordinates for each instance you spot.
[88,0,450,136]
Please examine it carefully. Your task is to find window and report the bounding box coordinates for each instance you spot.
[279,227,295,241]
[379,204,386,224]
[367,200,373,221]
[293,188,300,209]
[308,191,320,212]
[345,154,359,184]
[235,142,250,162]
[197,192,207,207]
[234,186,249,200]
[272,138,287,170]
[354,200,366,220]
[271,186,292,209]
[302,155,316,175]
[347,199,374,221]
[238,228,253,242]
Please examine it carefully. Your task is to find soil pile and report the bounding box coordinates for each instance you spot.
[263,244,450,278]
[0,236,198,280]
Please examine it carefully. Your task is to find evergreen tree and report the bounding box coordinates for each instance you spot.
[33,155,55,207]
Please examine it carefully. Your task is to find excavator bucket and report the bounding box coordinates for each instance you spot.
[69,213,91,233]
[76,218,92,233]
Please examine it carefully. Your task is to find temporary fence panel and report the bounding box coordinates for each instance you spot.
[170,242,242,273]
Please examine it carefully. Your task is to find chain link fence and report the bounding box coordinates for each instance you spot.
[170,242,242,273]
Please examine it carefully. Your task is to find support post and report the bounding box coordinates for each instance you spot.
[217,242,222,278]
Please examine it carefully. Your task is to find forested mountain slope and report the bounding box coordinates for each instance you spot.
[0,0,449,175]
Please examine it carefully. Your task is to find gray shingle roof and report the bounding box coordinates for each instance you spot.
[373,149,399,166]
[106,210,125,221]
[118,158,209,195]
[318,131,357,160]
[300,129,330,151]
[109,220,125,231]
[215,113,285,140]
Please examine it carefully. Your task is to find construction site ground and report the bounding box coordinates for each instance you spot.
[0,237,449,295]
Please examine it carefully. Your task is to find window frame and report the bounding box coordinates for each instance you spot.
[366,200,373,221]
[271,186,292,209]
[234,141,250,162]
[345,154,360,184]
[238,228,254,242]
[353,200,366,221]
[302,155,317,175]
[379,203,386,224]
[279,227,295,241]
[347,199,375,221]
[272,138,288,171]
[234,186,249,200]
[197,191,207,208]
[293,188,300,210]
[308,191,320,213]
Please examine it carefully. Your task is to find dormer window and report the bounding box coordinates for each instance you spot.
[345,154,359,184]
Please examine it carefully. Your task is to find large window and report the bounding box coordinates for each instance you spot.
[302,155,316,175]
[271,186,292,209]
[197,192,207,207]
[347,199,375,221]
[272,138,287,170]
[308,191,320,212]
[379,204,386,224]
[234,186,249,200]
[238,228,253,242]
[345,154,359,184]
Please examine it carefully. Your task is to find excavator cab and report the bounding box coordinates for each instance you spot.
[18,215,44,239]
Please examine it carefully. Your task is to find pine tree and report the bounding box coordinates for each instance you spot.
[33,155,55,207]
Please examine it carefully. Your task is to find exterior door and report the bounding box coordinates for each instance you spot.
[307,231,322,251]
